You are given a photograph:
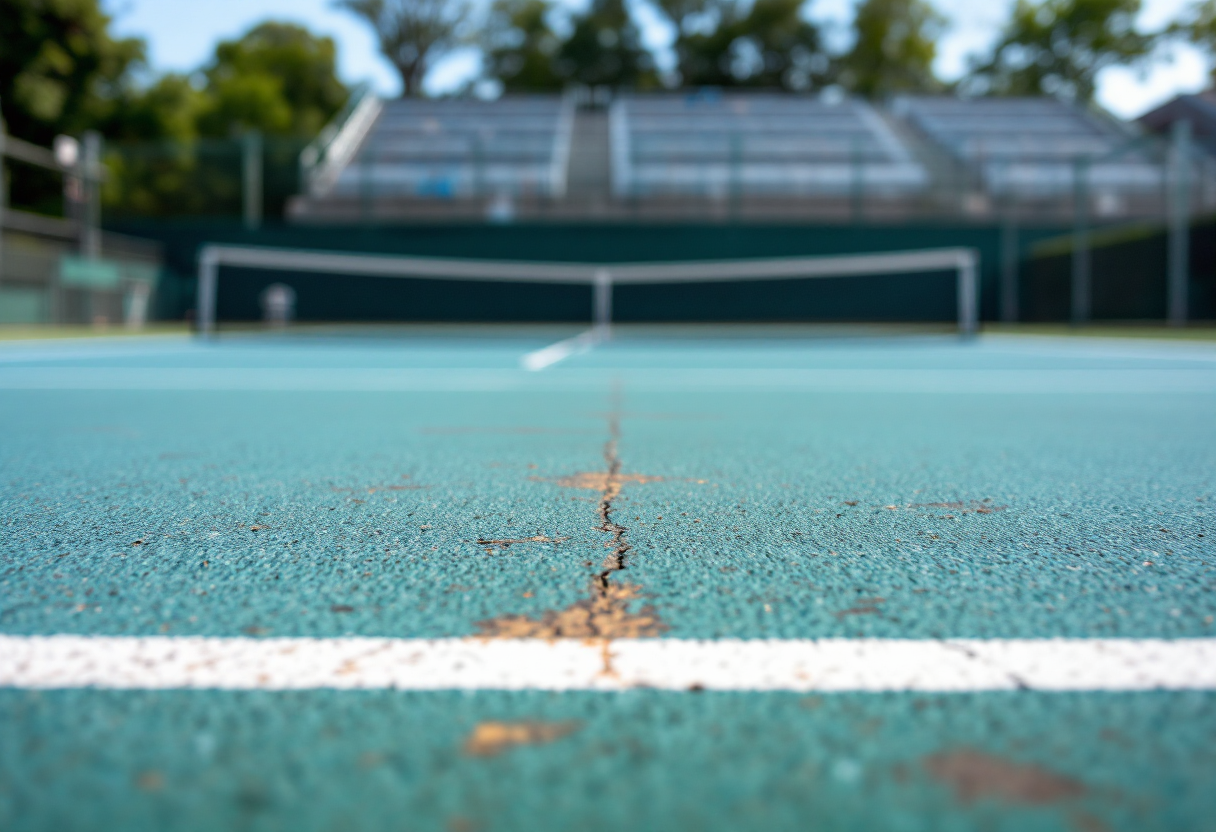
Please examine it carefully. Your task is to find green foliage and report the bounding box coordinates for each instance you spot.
[673,0,826,89]
[554,0,658,88]
[966,0,1155,103]
[100,23,347,218]
[653,0,726,37]
[481,0,659,90]
[837,0,944,99]
[102,74,205,142]
[336,0,470,96]
[0,0,144,144]
[198,73,295,137]
[3,6,349,218]
[1175,0,1216,80]
[197,22,349,137]
[101,135,309,219]
[483,0,565,92]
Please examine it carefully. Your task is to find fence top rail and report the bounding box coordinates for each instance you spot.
[1,134,63,171]
[198,244,978,287]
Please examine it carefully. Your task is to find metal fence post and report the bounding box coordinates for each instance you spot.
[360,136,375,226]
[729,133,742,220]
[243,130,263,231]
[1071,157,1090,325]
[472,132,485,199]
[1000,163,1018,323]
[850,136,863,223]
[82,131,102,259]
[1000,214,1019,323]
[0,109,7,285]
[1168,119,1192,326]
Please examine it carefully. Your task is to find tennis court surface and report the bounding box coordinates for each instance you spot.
[2,326,1215,831]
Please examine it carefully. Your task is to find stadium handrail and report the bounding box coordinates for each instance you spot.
[299,86,383,198]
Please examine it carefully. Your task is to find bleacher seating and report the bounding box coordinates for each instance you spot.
[892,97,1161,197]
[330,96,572,199]
[288,91,1205,222]
[610,91,928,198]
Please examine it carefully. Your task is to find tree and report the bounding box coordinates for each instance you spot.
[482,0,565,91]
[654,0,724,35]
[837,0,944,98]
[965,0,1155,103]
[102,74,204,142]
[336,0,470,95]
[99,23,349,218]
[651,0,726,86]
[197,22,349,137]
[0,0,144,144]
[674,0,826,89]
[554,0,658,88]
[1173,0,1216,82]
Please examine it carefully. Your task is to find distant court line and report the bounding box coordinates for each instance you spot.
[3,636,1215,692]
[521,328,605,371]
[1,368,1215,393]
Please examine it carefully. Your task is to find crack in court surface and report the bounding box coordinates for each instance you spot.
[475,536,571,555]
[475,403,667,640]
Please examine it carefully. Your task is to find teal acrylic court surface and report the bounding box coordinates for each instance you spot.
[2,327,1215,832]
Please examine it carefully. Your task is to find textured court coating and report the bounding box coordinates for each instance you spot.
[2,329,1214,831]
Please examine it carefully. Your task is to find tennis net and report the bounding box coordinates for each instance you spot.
[195,244,980,336]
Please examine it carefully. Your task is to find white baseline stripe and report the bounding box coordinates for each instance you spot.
[1,368,1215,393]
[2,636,1214,692]
[521,328,603,371]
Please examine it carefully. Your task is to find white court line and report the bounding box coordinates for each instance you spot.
[2,367,1216,393]
[0,340,198,365]
[2,636,1215,691]
[520,328,605,371]
[980,335,1216,365]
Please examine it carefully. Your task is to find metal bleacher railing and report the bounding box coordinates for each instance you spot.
[307,95,575,204]
[284,93,1216,232]
[610,93,928,201]
[892,96,1163,200]
[299,84,384,201]
[887,96,1212,326]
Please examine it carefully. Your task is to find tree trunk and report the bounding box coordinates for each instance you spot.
[397,60,426,96]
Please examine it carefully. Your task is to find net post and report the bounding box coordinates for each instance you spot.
[957,250,978,338]
[196,246,219,339]
[593,268,612,340]
[1167,119,1192,327]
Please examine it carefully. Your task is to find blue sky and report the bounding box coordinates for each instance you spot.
[105,0,1211,119]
